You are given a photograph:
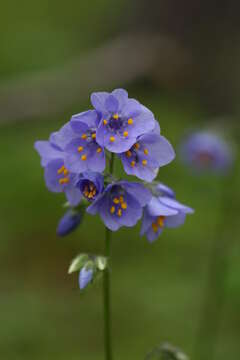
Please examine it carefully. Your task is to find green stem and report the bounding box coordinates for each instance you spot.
[103,152,114,360]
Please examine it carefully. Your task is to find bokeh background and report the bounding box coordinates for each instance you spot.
[0,1,240,359]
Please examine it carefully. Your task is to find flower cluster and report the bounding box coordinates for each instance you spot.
[35,89,193,288]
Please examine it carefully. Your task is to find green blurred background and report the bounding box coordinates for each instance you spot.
[0,1,240,359]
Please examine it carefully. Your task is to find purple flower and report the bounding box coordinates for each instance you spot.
[87,181,152,231]
[34,122,77,167]
[120,133,175,181]
[64,110,105,173]
[44,159,82,206]
[79,267,93,289]
[57,210,82,237]
[180,131,234,174]
[91,89,155,153]
[76,172,104,201]
[141,184,194,242]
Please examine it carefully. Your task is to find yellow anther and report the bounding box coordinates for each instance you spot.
[97,147,102,153]
[152,222,158,233]
[123,131,128,137]
[91,133,96,139]
[126,150,132,158]
[84,190,89,197]
[119,196,124,203]
[63,169,69,176]
[113,197,119,204]
[142,159,147,166]
[78,146,84,153]
[131,160,136,167]
[110,206,115,214]
[103,119,108,125]
[81,154,87,161]
[59,177,70,185]
[117,209,122,217]
[134,143,140,150]
[128,118,133,125]
[81,133,87,139]
[110,136,115,143]
[113,114,119,119]
[121,202,127,209]
[88,192,93,199]
[57,165,65,174]
[92,189,96,196]
[157,216,165,228]
[144,148,149,155]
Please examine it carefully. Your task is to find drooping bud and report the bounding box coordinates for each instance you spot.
[57,209,83,237]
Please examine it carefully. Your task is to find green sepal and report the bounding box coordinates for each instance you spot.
[95,256,108,271]
[68,254,90,274]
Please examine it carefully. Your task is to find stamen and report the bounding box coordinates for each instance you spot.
[134,143,140,150]
[110,206,115,214]
[117,209,122,217]
[123,131,128,137]
[152,222,158,233]
[113,197,119,204]
[142,159,147,166]
[144,148,149,155]
[91,133,96,139]
[81,154,87,161]
[157,216,165,228]
[128,118,133,125]
[81,134,87,139]
[110,136,115,143]
[121,202,127,209]
[63,169,69,176]
[103,119,108,125]
[57,165,65,174]
[113,114,119,119]
[131,160,136,167]
[119,196,124,203]
[59,177,70,185]
[96,147,102,153]
[126,150,132,158]
[78,146,84,153]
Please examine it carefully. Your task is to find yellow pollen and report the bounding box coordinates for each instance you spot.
[152,222,158,233]
[88,192,93,199]
[142,159,147,166]
[84,190,89,197]
[78,146,84,153]
[92,189,96,196]
[123,131,128,137]
[110,136,115,143]
[91,133,96,139]
[131,160,136,167]
[117,209,122,217]
[59,177,70,185]
[121,202,127,209]
[134,143,140,150]
[63,169,69,176]
[119,196,124,203]
[110,206,115,214]
[103,119,108,125]
[144,148,149,155]
[113,114,119,119]
[57,165,65,174]
[81,133,87,139]
[97,147,102,153]
[128,118,133,125]
[81,154,87,161]
[157,216,165,228]
[126,150,132,158]
[113,197,119,204]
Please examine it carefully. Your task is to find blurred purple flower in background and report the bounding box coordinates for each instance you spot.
[180,131,234,174]
[91,89,156,153]
[141,183,194,242]
[87,181,151,231]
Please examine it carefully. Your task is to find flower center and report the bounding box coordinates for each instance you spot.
[82,181,97,200]
[57,165,70,185]
[125,142,148,167]
[152,216,165,232]
[109,194,127,217]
